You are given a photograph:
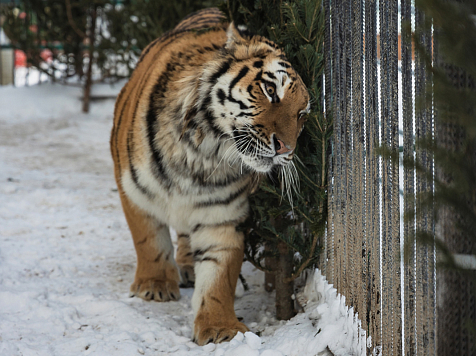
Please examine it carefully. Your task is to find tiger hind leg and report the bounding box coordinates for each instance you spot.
[191,225,249,345]
[175,233,195,288]
[120,194,181,302]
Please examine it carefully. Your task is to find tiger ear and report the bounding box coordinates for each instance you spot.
[225,22,248,50]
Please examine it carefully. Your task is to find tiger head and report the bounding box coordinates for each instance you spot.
[204,23,310,174]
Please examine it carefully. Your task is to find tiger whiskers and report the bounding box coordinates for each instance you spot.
[205,125,255,181]
[205,136,244,181]
[279,159,300,211]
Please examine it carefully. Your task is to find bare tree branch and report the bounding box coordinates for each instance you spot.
[65,0,86,38]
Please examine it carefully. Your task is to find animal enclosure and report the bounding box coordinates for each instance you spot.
[321,1,437,354]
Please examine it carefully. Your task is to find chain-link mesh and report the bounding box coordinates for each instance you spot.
[435,60,476,355]
[322,0,437,354]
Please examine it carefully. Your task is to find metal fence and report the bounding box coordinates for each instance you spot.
[321,1,437,354]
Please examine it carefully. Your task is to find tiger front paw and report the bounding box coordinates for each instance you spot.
[129,278,180,302]
[193,319,249,345]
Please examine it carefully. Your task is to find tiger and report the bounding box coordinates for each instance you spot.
[110,7,310,345]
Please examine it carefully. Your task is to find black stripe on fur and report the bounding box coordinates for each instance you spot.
[247,84,257,100]
[217,88,226,106]
[278,61,291,69]
[227,66,250,110]
[200,96,224,138]
[146,73,173,189]
[209,58,233,84]
[127,130,154,198]
[194,184,248,208]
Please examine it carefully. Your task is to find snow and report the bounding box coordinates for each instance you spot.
[0,81,368,355]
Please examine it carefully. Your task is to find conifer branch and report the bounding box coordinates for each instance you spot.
[284,231,319,283]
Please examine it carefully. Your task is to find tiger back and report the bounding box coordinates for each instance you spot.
[110,8,309,346]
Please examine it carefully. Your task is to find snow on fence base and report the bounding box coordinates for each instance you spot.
[299,269,368,356]
[207,269,369,356]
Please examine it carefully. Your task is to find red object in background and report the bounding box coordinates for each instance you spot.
[15,50,26,67]
[40,49,52,63]
[14,49,53,67]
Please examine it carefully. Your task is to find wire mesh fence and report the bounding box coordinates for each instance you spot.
[321,1,437,354]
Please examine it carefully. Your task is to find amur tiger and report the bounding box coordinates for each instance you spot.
[110,7,310,345]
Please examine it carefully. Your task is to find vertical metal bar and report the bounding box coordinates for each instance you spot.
[428,18,436,356]
[0,47,3,86]
[401,0,416,355]
[389,0,402,354]
[414,8,436,355]
[414,8,425,356]
[324,0,332,281]
[365,0,381,350]
[380,0,401,353]
[379,1,390,352]
[342,0,352,299]
[12,50,16,87]
[343,0,353,305]
[333,0,346,295]
[331,0,340,289]
[428,26,437,356]
[351,0,365,326]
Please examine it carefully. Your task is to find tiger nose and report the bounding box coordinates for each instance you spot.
[273,135,292,155]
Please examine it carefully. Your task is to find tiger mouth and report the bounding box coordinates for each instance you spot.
[247,158,274,173]
[239,153,292,174]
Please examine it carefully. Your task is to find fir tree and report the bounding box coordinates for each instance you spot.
[1,0,220,112]
[2,0,114,112]
[98,0,221,79]
[224,0,329,320]
[1,0,86,82]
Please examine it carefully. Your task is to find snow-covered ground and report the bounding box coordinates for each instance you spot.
[0,82,367,356]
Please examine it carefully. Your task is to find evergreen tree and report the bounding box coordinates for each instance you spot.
[1,0,220,112]
[2,0,86,81]
[2,0,115,112]
[224,0,329,319]
[98,0,221,80]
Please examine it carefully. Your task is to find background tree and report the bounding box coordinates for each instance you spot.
[2,0,86,82]
[1,0,219,112]
[98,0,220,81]
[224,0,329,320]
[2,0,116,112]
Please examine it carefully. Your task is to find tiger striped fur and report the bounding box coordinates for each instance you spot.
[110,8,310,345]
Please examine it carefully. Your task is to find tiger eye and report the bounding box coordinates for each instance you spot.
[267,86,275,95]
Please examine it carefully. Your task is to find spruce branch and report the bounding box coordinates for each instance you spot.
[284,231,319,282]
